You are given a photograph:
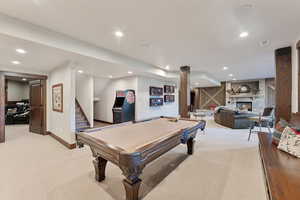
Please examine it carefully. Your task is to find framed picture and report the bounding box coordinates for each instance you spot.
[164,95,175,103]
[149,87,163,96]
[164,85,175,93]
[52,83,63,112]
[150,98,164,107]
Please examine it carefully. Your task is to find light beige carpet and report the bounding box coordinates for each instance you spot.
[0,120,267,200]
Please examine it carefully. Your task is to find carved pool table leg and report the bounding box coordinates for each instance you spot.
[123,178,142,200]
[77,141,84,148]
[187,138,195,155]
[93,156,107,182]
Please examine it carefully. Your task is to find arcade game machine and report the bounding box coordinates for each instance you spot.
[112,90,135,124]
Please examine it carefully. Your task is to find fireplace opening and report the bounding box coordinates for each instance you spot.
[236,101,252,111]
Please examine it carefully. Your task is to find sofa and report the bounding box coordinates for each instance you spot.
[214,108,257,129]
[5,101,30,125]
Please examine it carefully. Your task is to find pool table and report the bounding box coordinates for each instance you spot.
[77,117,205,200]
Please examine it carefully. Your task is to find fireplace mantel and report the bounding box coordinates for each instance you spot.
[229,94,262,99]
[226,80,266,113]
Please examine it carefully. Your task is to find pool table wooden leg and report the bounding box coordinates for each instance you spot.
[93,156,107,182]
[187,138,195,155]
[123,178,142,200]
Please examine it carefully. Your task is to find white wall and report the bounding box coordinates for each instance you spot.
[95,76,137,123]
[292,37,300,113]
[76,74,94,127]
[7,80,29,101]
[94,77,111,121]
[47,63,76,144]
[94,77,111,97]
[136,76,178,121]
[94,76,178,123]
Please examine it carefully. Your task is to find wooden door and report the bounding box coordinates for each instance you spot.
[29,80,44,134]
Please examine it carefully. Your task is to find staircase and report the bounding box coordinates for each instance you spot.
[75,99,90,132]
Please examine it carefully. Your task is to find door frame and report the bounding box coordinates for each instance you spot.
[0,71,48,143]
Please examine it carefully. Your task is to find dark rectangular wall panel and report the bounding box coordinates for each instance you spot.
[275,47,292,122]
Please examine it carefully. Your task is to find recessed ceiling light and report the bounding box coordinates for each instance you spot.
[195,82,200,85]
[128,71,133,74]
[223,66,229,70]
[16,48,27,54]
[240,32,249,38]
[115,31,124,38]
[109,75,113,78]
[232,78,237,81]
[165,65,170,70]
[11,61,20,65]
[22,78,27,81]
[229,74,233,77]
[78,70,83,73]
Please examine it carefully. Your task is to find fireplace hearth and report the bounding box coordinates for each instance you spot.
[236,101,252,111]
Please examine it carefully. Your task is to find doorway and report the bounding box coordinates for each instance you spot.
[0,71,47,143]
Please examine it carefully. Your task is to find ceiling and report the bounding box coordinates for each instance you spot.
[0,34,155,79]
[0,0,299,84]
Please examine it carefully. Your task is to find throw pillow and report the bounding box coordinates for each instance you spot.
[278,126,300,158]
[272,119,289,146]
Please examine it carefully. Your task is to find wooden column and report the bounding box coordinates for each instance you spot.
[0,72,5,143]
[179,66,190,118]
[194,88,200,109]
[297,41,300,111]
[275,47,292,122]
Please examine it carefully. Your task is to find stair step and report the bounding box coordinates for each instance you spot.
[76,119,86,122]
[76,120,87,124]
[76,121,89,125]
[76,125,90,130]
[75,100,90,129]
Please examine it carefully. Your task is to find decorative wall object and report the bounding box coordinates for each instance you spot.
[164,85,175,93]
[150,98,163,107]
[164,95,175,103]
[149,87,163,96]
[52,83,63,112]
[228,81,259,96]
[237,84,251,93]
[194,82,226,110]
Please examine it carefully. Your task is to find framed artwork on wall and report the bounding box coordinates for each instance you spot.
[149,87,163,96]
[164,95,175,103]
[164,85,175,93]
[150,98,164,107]
[52,83,63,112]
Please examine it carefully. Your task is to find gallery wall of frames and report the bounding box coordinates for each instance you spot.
[149,85,175,107]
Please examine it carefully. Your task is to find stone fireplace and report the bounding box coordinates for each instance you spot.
[226,79,266,112]
[236,101,252,111]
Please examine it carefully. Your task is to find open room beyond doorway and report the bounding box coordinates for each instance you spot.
[0,71,47,143]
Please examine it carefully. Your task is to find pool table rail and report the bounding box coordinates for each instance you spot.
[77,133,123,165]
[76,117,205,200]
